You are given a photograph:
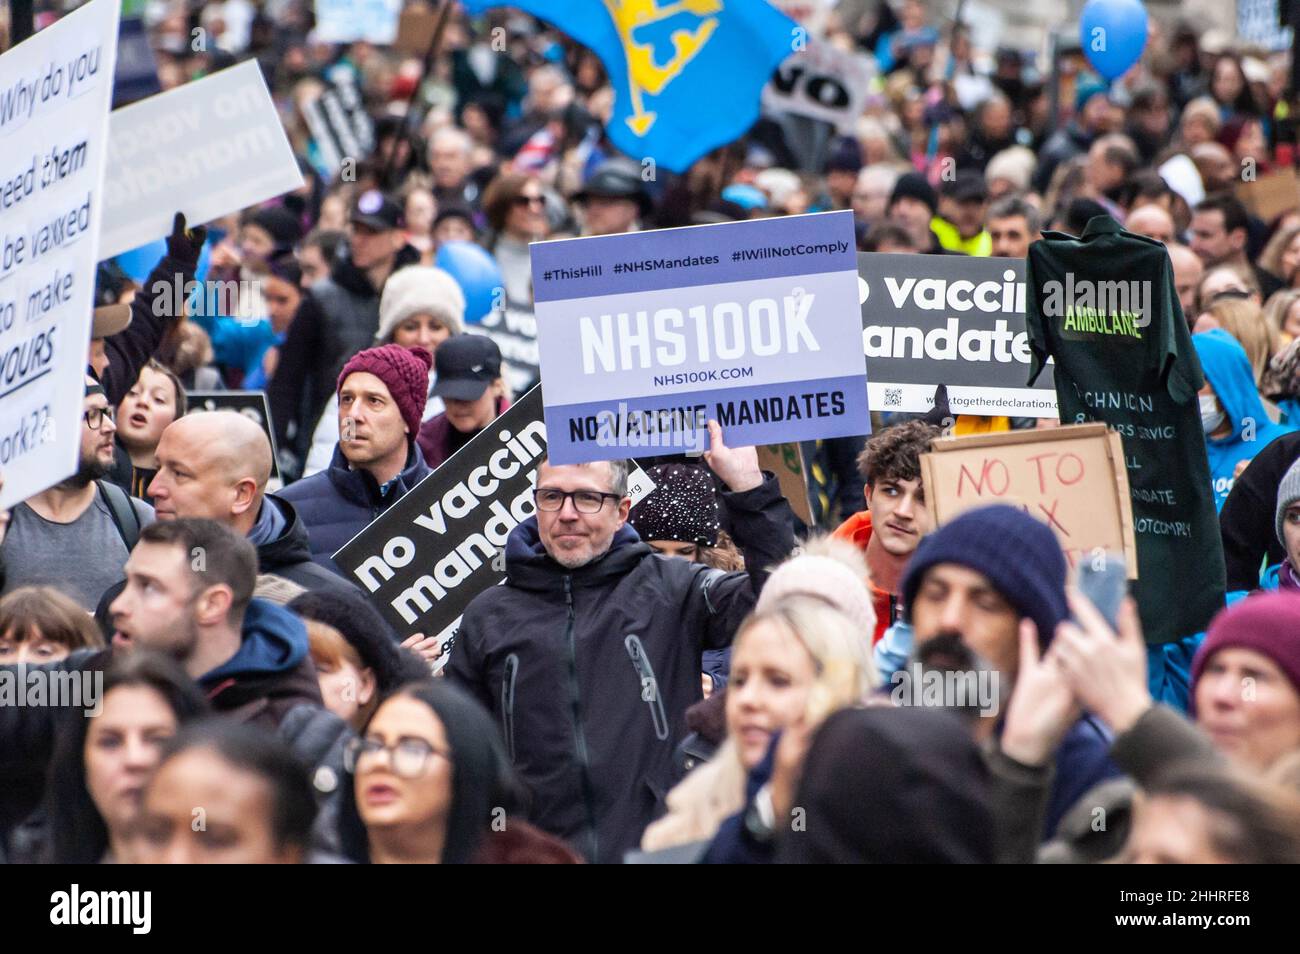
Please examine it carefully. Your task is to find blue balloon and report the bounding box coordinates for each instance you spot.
[1080,0,1148,80]
[435,241,504,325]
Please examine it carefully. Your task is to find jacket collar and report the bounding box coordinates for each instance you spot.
[1080,215,1123,238]
[325,443,432,508]
[503,517,650,591]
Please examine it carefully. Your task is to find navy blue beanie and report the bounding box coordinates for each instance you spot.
[902,504,1069,645]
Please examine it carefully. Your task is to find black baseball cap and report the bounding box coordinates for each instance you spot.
[432,335,503,401]
[351,189,403,231]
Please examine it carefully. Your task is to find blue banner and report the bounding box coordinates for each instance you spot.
[531,210,869,463]
[463,0,798,172]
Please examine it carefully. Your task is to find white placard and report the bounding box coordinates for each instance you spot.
[313,0,403,45]
[763,39,875,135]
[0,0,121,508]
[99,59,304,261]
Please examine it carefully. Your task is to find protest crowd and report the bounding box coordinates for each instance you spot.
[5,0,1300,868]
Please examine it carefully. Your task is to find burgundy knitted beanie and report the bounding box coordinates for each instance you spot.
[337,344,433,440]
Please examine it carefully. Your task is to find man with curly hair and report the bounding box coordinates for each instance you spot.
[831,420,940,643]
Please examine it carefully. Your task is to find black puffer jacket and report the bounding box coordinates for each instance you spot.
[268,246,421,475]
[446,475,795,863]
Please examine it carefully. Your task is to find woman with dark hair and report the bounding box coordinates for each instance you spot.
[130,718,318,864]
[1210,54,1262,121]
[0,586,105,664]
[114,359,187,501]
[42,652,209,864]
[338,680,580,863]
[480,171,549,312]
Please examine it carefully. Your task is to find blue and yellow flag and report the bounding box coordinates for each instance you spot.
[463,1,797,172]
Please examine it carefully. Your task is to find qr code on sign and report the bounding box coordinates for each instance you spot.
[884,388,903,407]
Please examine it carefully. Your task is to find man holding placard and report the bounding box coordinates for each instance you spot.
[446,423,797,863]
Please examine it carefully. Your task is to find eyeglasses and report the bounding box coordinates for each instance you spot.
[84,406,114,430]
[512,194,545,208]
[534,488,623,514]
[344,735,449,778]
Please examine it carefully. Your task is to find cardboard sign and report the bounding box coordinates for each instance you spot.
[859,253,1058,418]
[532,210,869,465]
[332,387,653,671]
[395,3,440,56]
[185,390,281,482]
[0,0,121,509]
[100,60,303,260]
[314,0,403,45]
[763,40,875,134]
[920,423,1137,576]
[757,443,813,527]
[1237,167,1300,222]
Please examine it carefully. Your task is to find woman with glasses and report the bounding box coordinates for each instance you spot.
[480,172,551,319]
[337,680,580,864]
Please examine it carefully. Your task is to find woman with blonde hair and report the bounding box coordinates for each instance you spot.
[1263,288,1300,351]
[640,590,876,854]
[1259,224,1300,289]
[1195,296,1277,386]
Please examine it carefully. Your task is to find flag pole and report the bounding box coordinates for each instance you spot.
[382,0,453,184]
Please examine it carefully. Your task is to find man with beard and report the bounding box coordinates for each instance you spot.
[901,504,1122,839]
[0,377,153,609]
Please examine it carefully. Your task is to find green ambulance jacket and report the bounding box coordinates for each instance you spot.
[1025,216,1226,645]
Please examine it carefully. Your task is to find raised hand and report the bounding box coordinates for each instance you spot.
[999,619,1081,766]
[702,420,763,493]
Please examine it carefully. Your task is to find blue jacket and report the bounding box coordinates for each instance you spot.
[1194,329,1295,510]
[277,443,433,575]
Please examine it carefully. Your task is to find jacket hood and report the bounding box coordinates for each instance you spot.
[197,598,309,689]
[503,516,649,590]
[253,495,315,571]
[1195,329,1268,444]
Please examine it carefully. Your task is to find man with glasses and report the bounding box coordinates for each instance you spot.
[0,376,153,609]
[448,422,797,862]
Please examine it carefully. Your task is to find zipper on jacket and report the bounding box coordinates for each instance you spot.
[564,576,600,861]
[624,634,670,741]
[500,653,519,763]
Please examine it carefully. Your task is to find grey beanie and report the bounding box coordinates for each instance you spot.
[1275,458,1300,545]
[375,266,466,344]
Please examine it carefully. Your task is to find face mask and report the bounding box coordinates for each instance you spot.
[1200,394,1225,435]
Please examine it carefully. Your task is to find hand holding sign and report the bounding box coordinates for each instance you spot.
[703,420,763,493]
[164,210,206,265]
[401,632,446,671]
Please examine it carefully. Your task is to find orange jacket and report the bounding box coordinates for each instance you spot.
[830,510,897,645]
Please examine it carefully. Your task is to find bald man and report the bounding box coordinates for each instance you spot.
[1167,243,1205,326]
[148,411,355,599]
[1125,204,1176,246]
